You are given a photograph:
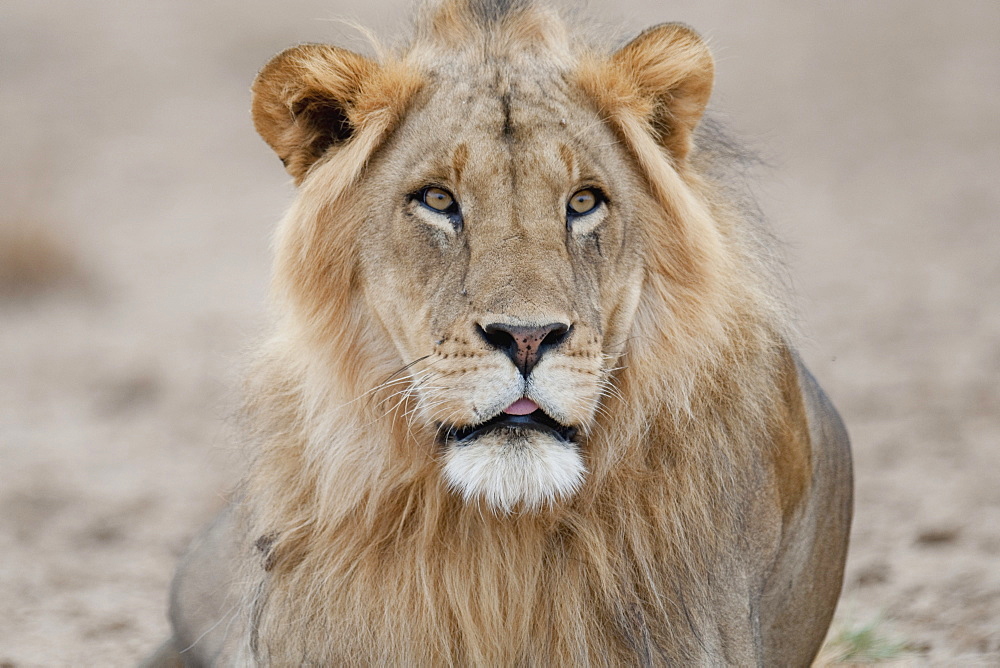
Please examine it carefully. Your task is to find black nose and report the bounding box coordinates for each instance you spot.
[477,322,571,377]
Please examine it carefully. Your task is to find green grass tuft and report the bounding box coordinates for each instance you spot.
[817,617,911,665]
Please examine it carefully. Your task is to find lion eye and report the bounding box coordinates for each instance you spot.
[421,187,456,213]
[567,189,599,215]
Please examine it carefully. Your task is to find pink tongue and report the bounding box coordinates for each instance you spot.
[504,398,539,416]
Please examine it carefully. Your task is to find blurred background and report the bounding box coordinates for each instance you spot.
[2,1,997,664]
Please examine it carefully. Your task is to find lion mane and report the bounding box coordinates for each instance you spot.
[152,1,852,665]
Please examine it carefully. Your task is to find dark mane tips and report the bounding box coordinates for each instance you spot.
[469,0,530,23]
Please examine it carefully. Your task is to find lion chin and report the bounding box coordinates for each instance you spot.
[442,428,586,513]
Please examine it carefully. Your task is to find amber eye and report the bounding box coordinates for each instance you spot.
[567,189,599,215]
[422,187,455,213]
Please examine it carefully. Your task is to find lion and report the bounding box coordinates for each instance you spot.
[147,0,852,664]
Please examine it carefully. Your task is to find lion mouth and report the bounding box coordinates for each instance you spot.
[444,409,578,445]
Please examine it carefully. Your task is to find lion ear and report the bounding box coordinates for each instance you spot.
[610,23,714,162]
[251,44,379,182]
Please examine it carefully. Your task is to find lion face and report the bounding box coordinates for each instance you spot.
[356,71,646,510]
[251,15,715,513]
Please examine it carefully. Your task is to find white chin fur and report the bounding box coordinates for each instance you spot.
[442,434,586,513]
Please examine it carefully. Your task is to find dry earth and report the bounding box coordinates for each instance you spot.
[1,1,998,665]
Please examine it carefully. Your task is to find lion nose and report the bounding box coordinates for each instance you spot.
[478,322,571,377]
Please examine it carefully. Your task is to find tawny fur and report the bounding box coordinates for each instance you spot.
[155,1,851,665]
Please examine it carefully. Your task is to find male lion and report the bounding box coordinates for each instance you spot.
[149,0,852,664]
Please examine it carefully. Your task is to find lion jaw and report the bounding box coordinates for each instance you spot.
[441,430,586,513]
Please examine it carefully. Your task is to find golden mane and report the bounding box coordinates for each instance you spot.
[218,1,822,664]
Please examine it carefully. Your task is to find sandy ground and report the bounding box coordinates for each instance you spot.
[1,1,998,665]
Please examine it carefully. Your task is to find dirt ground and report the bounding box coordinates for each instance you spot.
[2,1,998,665]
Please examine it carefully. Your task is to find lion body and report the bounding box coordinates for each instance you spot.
[153,1,852,665]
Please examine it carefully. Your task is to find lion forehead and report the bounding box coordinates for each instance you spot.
[371,65,640,203]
